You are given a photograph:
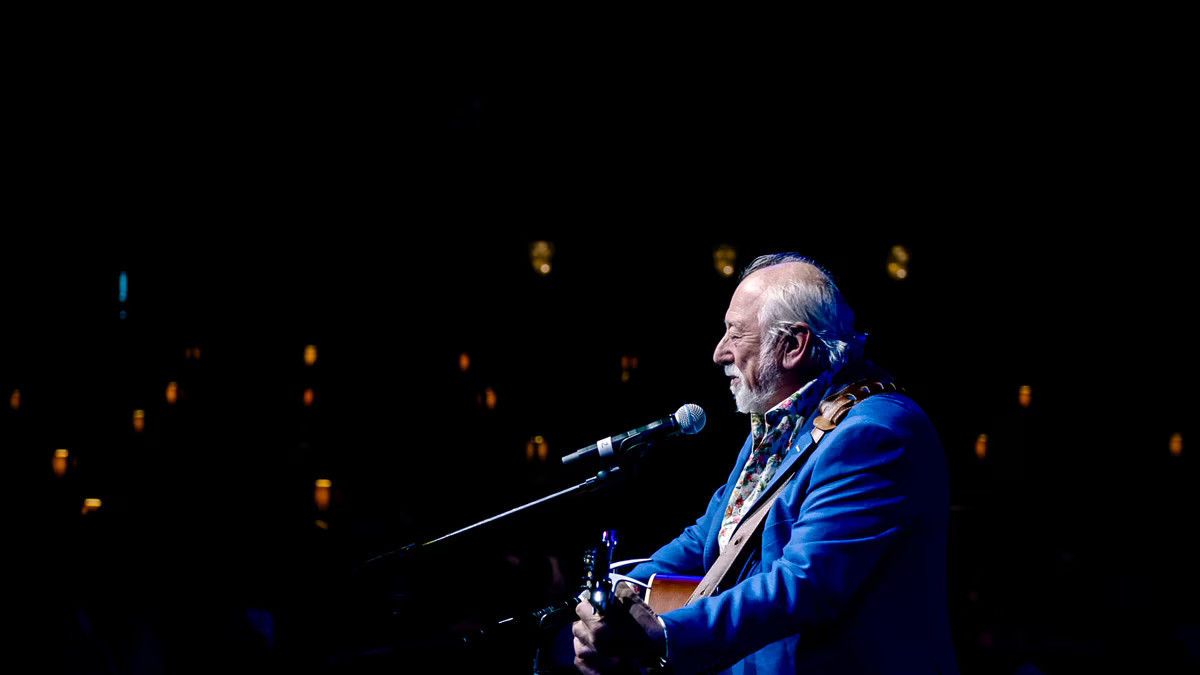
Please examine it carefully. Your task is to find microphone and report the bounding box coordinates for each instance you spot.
[561,404,706,465]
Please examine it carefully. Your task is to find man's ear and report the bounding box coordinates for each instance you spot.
[779,323,812,371]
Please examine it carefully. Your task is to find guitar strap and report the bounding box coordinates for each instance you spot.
[684,379,903,606]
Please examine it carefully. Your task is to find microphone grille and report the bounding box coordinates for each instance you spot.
[674,404,707,435]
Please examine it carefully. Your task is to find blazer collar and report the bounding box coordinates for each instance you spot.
[703,360,894,563]
[731,360,891,518]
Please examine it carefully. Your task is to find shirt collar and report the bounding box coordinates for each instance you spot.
[749,371,831,439]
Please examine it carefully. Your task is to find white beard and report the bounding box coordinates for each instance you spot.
[726,354,784,414]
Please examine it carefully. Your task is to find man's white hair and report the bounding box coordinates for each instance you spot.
[741,253,867,373]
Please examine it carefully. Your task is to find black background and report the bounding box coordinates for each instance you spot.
[3,20,1195,675]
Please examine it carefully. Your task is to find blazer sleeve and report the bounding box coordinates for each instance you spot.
[628,433,755,582]
[658,398,939,673]
[627,483,727,581]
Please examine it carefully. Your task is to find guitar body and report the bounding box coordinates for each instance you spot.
[643,574,702,615]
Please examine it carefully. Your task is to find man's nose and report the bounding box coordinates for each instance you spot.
[713,334,731,365]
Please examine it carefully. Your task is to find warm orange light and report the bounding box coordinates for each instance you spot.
[484,387,497,410]
[303,388,315,406]
[530,241,555,276]
[166,382,178,405]
[1170,433,1183,457]
[714,245,737,278]
[975,434,988,460]
[133,409,145,432]
[459,353,470,372]
[1018,386,1032,408]
[9,389,19,411]
[314,479,332,511]
[527,436,549,462]
[186,346,203,360]
[887,246,910,281]
[53,449,69,478]
[621,356,639,382]
[304,345,318,366]
[82,498,102,515]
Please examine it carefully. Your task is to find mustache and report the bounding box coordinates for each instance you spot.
[725,365,743,378]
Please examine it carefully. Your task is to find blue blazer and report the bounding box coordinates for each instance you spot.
[630,367,958,674]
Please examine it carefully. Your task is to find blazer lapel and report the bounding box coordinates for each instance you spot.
[743,361,889,507]
[755,413,819,505]
[698,362,891,567]
[716,414,822,551]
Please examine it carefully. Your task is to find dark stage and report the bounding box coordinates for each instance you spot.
[4,39,1195,674]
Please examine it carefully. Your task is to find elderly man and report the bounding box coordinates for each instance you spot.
[572,253,958,674]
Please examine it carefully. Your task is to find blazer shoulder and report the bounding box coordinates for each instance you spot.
[835,390,933,431]
[817,391,943,459]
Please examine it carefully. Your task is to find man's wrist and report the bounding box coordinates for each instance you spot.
[657,615,669,667]
[615,583,668,666]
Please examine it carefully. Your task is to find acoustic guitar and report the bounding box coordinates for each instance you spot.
[642,573,703,614]
[581,531,703,616]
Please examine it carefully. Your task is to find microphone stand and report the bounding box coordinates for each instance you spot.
[360,465,626,569]
[351,464,631,673]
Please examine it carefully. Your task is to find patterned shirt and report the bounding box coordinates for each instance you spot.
[716,371,832,552]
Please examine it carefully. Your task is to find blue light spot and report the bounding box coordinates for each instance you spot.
[120,310,127,320]
[118,271,128,303]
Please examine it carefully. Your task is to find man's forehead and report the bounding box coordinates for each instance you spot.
[725,280,768,325]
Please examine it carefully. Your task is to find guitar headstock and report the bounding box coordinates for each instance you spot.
[580,530,651,614]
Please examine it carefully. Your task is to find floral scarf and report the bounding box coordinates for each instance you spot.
[716,370,833,553]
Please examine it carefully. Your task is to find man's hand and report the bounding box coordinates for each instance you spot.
[572,583,667,674]
[572,599,623,675]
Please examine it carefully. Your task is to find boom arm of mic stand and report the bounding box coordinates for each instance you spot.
[359,466,627,570]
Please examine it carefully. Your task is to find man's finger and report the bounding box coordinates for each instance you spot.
[573,654,602,675]
[571,619,595,650]
[575,599,596,619]
[574,641,620,675]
